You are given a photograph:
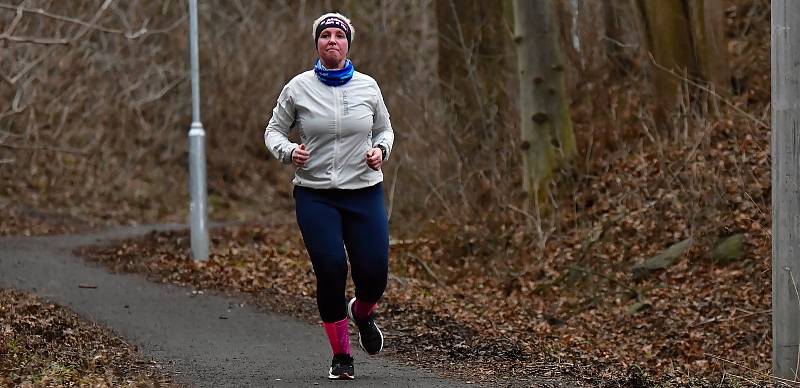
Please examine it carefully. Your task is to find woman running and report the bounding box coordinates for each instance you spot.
[263,12,393,380]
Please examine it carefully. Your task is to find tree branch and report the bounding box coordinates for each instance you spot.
[135,77,185,107]
[0,2,120,33]
[0,142,89,156]
[0,1,187,44]
[2,2,24,36]
[0,34,68,44]
[647,53,769,129]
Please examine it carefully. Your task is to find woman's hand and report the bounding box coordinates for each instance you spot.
[366,147,383,171]
[292,144,309,167]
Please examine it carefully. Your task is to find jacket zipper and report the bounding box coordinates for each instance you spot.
[332,87,342,187]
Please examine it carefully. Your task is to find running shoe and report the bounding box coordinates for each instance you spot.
[347,297,384,355]
[328,353,355,380]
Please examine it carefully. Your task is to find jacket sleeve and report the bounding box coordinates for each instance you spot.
[371,83,394,161]
[264,84,299,164]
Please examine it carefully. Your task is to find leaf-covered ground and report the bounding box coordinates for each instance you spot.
[0,289,176,387]
[0,203,91,237]
[78,140,773,388]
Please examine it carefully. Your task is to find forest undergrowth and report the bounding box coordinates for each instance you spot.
[76,95,774,386]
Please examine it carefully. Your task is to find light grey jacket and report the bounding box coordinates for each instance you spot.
[264,70,394,189]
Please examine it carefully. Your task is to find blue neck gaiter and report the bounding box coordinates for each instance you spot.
[314,59,354,86]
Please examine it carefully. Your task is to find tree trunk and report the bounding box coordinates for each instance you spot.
[603,0,624,58]
[435,0,509,144]
[636,0,731,121]
[602,0,638,73]
[772,0,800,380]
[637,0,696,120]
[685,0,730,96]
[512,0,576,207]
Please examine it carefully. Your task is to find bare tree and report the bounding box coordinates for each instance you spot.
[636,0,730,122]
[686,0,730,96]
[434,0,510,145]
[601,0,639,72]
[512,0,576,208]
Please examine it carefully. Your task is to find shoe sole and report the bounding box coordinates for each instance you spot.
[328,368,354,380]
[328,373,354,380]
[347,298,384,355]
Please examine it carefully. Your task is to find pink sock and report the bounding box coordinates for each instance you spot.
[322,318,351,355]
[353,299,377,321]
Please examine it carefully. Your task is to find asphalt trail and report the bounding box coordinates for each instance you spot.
[0,226,473,387]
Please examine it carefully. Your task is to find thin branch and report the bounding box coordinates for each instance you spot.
[423,174,456,217]
[2,2,23,36]
[446,0,488,129]
[689,309,771,328]
[124,14,187,40]
[387,273,408,286]
[504,203,537,223]
[0,71,12,86]
[69,0,114,42]
[706,353,798,387]
[0,2,187,44]
[0,2,121,33]
[407,252,443,286]
[135,77,184,107]
[11,86,25,112]
[723,372,771,387]
[647,53,769,129]
[0,0,113,45]
[601,35,637,49]
[10,53,45,84]
[0,109,19,121]
[744,191,768,223]
[0,34,68,44]
[0,142,89,155]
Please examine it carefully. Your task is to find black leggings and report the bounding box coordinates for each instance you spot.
[293,183,389,323]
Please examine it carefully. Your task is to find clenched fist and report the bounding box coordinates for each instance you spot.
[366,147,383,171]
[292,144,309,167]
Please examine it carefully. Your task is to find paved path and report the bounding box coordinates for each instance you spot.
[0,226,473,387]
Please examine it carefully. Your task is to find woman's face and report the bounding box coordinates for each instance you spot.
[317,27,349,68]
